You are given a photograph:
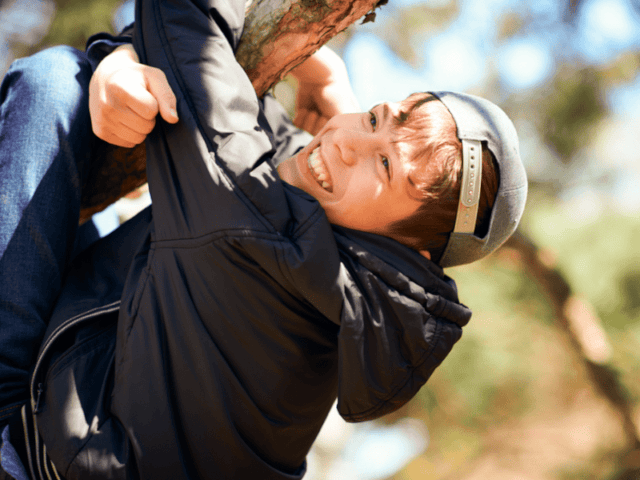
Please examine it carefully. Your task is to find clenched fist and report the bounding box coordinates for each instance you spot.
[89,44,179,148]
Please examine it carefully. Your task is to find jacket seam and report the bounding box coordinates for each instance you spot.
[273,212,333,310]
[151,228,284,249]
[150,231,318,312]
[288,204,326,241]
[148,200,326,249]
[0,404,21,421]
[121,246,154,347]
[271,237,304,309]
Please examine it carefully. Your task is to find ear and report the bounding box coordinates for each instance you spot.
[419,249,431,260]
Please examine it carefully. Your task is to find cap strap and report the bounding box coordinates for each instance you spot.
[453,139,482,234]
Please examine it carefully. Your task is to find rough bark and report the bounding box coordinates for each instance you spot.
[79,0,381,223]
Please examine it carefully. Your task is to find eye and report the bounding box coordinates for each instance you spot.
[381,157,390,178]
[369,111,377,130]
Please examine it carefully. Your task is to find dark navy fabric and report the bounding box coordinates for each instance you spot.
[26,0,472,478]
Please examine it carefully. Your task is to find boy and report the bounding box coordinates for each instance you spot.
[0,0,526,478]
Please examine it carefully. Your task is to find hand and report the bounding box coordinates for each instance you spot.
[290,47,360,135]
[89,44,179,148]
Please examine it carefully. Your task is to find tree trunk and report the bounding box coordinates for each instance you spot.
[79,0,380,223]
[502,231,640,477]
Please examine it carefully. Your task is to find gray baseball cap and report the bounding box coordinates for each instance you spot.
[430,91,528,268]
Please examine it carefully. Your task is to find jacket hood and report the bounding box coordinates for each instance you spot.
[332,227,470,422]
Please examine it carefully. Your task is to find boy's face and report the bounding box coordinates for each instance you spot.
[278,101,439,237]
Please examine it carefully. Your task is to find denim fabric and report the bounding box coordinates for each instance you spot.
[0,425,28,480]
[0,46,100,424]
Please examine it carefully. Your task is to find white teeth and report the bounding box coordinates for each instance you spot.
[309,149,320,167]
[307,147,333,192]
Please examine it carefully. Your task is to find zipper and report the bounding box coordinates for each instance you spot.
[25,301,121,479]
[29,301,121,412]
[33,383,43,414]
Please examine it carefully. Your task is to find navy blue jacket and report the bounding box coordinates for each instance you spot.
[27,0,471,478]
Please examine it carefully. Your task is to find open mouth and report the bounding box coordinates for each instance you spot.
[307,146,333,192]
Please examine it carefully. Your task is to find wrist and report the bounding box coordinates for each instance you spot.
[111,43,139,64]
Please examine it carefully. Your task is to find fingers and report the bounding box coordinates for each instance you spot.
[124,67,178,124]
[145,68,178,124]
[104,67,178,141]
[95,103,157,148]
[90,46,178,148]
[91,79,157,147]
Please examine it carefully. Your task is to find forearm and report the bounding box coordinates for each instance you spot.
[288,46,359,134]
[289,46,349,86]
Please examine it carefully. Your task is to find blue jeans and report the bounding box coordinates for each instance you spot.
[0,46,103,427]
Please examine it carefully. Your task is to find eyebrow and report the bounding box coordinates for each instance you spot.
[372,103,400,124]
[382,103,390,124]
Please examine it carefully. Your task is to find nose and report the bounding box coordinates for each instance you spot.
[333,128,369,167]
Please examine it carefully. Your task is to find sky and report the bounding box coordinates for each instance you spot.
[343,0,640,216]
[345,0,640,109]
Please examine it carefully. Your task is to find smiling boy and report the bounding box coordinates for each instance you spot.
[278,102,432,241]
[0,0,526,477]
[276,93,500,264]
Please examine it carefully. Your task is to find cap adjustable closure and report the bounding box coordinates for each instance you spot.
[453,139,482,234]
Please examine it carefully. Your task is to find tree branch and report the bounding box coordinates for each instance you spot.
[503,231,640,477]
[79,0,380,223]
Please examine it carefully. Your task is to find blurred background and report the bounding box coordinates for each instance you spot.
[2,0,640,478]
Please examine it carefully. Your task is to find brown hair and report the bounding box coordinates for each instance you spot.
[386,93,499,263]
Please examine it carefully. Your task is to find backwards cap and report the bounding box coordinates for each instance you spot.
[430,91,528,268]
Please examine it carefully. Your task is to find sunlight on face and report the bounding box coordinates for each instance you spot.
[277,98,444,237]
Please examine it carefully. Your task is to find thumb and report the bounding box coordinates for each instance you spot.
[145,68,179,123]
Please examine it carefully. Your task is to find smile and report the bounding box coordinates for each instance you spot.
[307,147,333,192]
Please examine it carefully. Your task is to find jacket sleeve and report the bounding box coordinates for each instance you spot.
[133,0,293,241]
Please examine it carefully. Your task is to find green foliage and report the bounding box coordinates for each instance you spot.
[30,0,122,53]
[526,195,640,332]
[541,65,608,162]
[599,51,640,87]
[404,196,640,477]
[418,257,555,429]
[524,198,640,410]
